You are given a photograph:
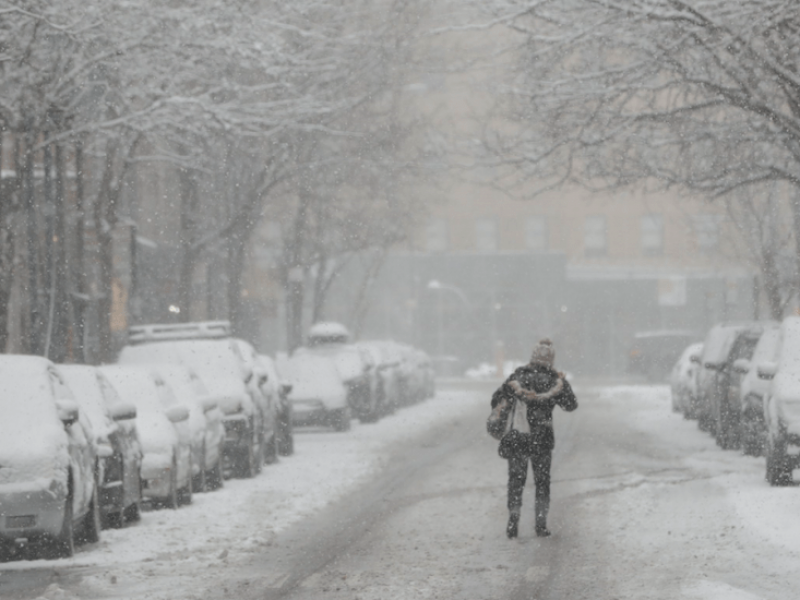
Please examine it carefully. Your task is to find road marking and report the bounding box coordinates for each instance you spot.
[525,565,550,583]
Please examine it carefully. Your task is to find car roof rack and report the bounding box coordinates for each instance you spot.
[128,320,231,344]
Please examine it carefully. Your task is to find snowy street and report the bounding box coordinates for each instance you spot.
[4,380,800,600]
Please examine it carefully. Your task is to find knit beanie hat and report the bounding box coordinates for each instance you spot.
[530,338,555,366]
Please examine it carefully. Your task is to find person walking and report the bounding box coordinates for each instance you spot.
[490,338,578,538]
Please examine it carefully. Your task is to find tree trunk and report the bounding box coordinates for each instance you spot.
[284,195,312,352]
[177,166,198,321]
[71,140,87,363]
[0,133,17,353]
[226,234,247,338]
[50,143,70,362]
[23,129,42,355]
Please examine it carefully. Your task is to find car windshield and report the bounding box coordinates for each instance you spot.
[119,340,246,398]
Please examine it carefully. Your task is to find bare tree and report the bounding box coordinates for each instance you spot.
[468,0,800,316]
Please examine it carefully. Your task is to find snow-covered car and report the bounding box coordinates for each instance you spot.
[231,339,279,464]
[156,365,225,492]
[297,322,378,423]
[118,322,266,479]
[0,356,101,560]
[357,340,403,414]
[278,352,350,431]
[100,366,193,508]
[257,354,294,456]
[669,342,703,416]
[730,322,780,456]
[59,365,142,528]
[758,317,800,485]
[696,321,767,439]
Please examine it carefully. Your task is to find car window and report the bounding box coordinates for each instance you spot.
[49,368,74,400]
[96,371,122,406]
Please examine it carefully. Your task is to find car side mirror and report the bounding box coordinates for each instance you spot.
[109,402,137,421]
[55,400,79,425]
[165,405,190,423]
[732,359,751,375]
[199,396,218,413]
[96,441,114,459]
[757,361,778,380]
[689,354,701,364]
[281,383,293,396]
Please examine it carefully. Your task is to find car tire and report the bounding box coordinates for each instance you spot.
[264,433,279,465]
[164,459,180,509]
[124,500,141,523]
[178,458,193,506]
[278,414,294,457]
[715,401,740,451]
[52,495,75,558]
[766,431,792,486]
[331,407,351,432]
[192,446,207,494]
[207,453,224,490]
[81,485,101,544]
[237,442,257,479]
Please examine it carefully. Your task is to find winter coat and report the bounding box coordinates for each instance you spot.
[490,361,578,453]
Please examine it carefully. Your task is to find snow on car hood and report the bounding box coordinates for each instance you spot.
[0,363,69,488]
[296,345,364,382]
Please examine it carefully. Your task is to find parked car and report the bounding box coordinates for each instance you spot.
[0,356,101,560]
[669,342,703,416]
[118,321,267,479]
[729,322,781,456]
[278,352,350,431]
[100,365,193,508]
[231,339,279,464]
[157,365,225,492]
[628,330,699,382]
[297,322,379,423]
[59,365,142,528]
[257,354,294,456]
[695,321,768,444]
[357,340,403,415]
[758,317,800,485]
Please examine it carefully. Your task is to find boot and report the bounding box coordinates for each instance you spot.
[535,525,551,537]
[506,511,520,539]
[535,515,550,537]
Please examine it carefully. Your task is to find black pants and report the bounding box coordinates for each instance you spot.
[507,450,552,527]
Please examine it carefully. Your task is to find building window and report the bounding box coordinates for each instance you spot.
[525,217,548,252]
[584,215,607,256]
[641,214,663,256]
[425,218,448,252]
[475,218,497,252]
[693,214,722,252]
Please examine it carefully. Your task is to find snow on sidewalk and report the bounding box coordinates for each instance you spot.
[0,386,484,581]
[599,385,800,598]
